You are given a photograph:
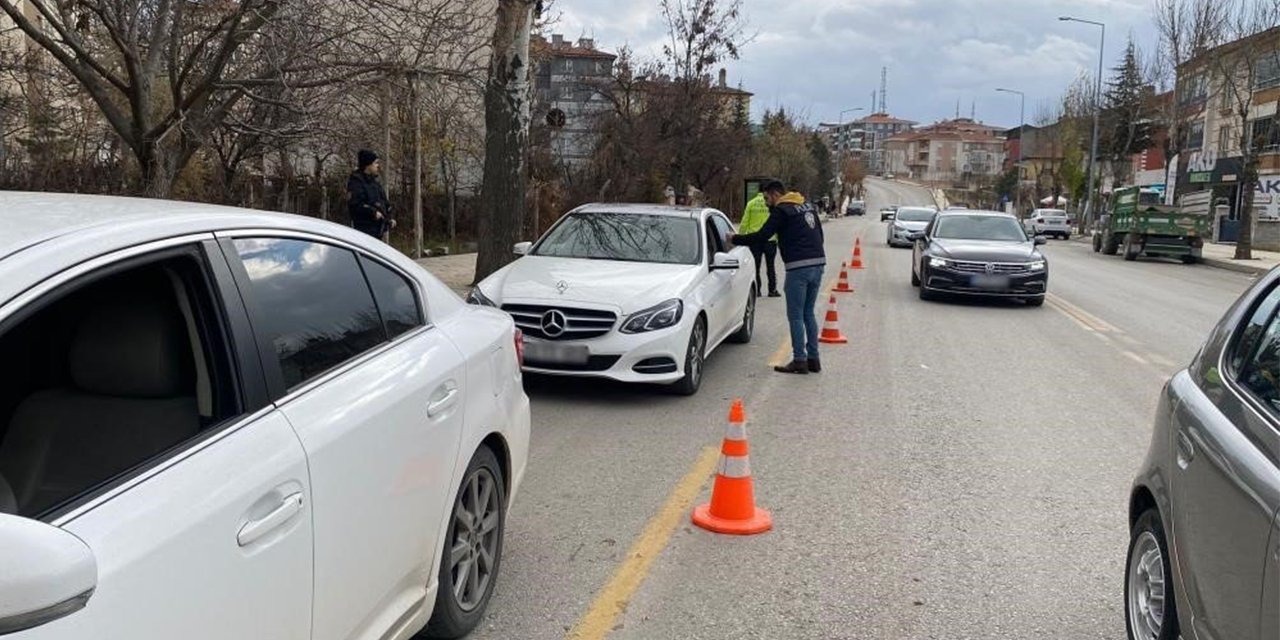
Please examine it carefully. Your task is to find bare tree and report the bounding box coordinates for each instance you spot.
[1198,3,1280,258]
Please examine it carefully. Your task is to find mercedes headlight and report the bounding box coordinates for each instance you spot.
[1027,261,1046,272]
[621,299,683,334]
[929,257,949,268]
[467,287,497,307]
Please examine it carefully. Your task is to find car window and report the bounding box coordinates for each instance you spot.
[705,219,724,258]
[1230,286,1280,375]
[533,212,700,265]
[934,215,1027,241]
[0,250,241,518]
[1237,314,1280,414]
[233,238,386,390]
[710,214,735,247]
[359,256,424,340]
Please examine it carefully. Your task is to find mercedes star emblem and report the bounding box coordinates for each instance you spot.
[555,280,569,295]
[541,309,568,338]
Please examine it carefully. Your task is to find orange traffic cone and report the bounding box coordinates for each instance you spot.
[692,400,772,536]
[851,239,865,270]
[833,262,855,293]
[818,294,849,344]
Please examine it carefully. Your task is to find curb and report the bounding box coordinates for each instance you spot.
[1201,258,1273,277]
[1065,235,1272,275]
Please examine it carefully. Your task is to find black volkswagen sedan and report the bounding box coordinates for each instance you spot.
[909,210,1048,306]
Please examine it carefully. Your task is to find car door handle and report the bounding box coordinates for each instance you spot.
[428,383,459,418]
[1176,431,1196,469]
[238,492,304,547]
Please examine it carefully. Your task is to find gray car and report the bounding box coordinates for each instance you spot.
[886,206,936,247]
[1126,269,1280,640]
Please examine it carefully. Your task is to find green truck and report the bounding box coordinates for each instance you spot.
[1093,186,1210,263]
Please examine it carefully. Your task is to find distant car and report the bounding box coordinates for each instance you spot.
[886,206,937,248]
[1024,208,1072,239]
[879,206,898,222]
[1125,267,1280,640]
[909,210,1048,306]
[846,200,867,216]
[885,173,897,180]
[470,204,757,396]
[0,193,530,640]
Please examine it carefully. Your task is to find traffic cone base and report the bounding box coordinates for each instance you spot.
[692,502,772,535]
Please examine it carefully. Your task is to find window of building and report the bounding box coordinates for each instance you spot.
[1186,120,1205,150]
[1251,118,1280,153]
[1255,51,1280,91]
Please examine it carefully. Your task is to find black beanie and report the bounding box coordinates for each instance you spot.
[357,149,379,169]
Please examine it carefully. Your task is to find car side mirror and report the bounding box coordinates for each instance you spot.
[512,242,532,256]
[1034,236,1048,246]
[906,231,926,241]
[886,213,896,220]
[0,515,97,635]
[710,252,740,271]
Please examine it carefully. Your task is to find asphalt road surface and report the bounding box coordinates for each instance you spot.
[468,178,1258,639]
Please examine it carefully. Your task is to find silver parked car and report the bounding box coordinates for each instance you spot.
[1126,269,1280,640]
[886,206,936,247]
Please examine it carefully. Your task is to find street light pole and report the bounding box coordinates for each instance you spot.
[996,88,1026,217]
[1060,16,1106,231]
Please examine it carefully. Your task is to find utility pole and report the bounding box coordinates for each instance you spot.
[1060,16,1106,231]
[997,88,1026,217]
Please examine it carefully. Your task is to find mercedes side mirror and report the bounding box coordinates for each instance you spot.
[710,252,741,271]
[512,242,532,256]
[1034,236,1048,246]
[906,231,926,242]
[0,515,97,635]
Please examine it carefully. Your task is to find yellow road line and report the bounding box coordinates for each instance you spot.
[1045,293,1119,333]
[566,446,721,640]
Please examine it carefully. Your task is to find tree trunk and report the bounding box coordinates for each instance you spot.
[474,0,538,284]
[1236,161,1258,260]
[411,76,424,259]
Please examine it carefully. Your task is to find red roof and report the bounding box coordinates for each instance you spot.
[856,112,917,125]
[533,37,616,60]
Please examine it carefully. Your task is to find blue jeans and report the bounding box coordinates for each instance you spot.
[784,265,824,361]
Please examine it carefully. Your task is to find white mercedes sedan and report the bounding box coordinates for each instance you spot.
[468,204,757,395]
[0,193,529,640]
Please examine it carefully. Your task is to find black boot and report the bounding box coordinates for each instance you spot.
[774,360,809,374]
[808,358,822,373]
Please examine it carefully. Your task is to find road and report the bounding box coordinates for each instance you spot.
[469,177,1258,639]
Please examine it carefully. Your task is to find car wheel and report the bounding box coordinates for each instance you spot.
[728,289,756,344]
[1125,508,1179,640]
[423,446,506,640]
[1181,255,1198,265]
[671,316,706,396]
[1024,295,1045,307]
[1123,235,1140,261]
[1063,233,1071,241]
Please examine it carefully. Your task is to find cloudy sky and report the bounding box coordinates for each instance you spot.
[552,0,1162,130]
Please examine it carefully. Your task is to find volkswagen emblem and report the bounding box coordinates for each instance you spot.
[541,309,568,338]
[555,280,569,295]
[985,263,996,275]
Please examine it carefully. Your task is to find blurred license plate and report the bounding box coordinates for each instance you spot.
[971,275,1011,289]
[524,340,588,365]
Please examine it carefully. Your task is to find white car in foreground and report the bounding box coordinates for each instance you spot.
[469,204,757,395]
[0,193,529,640]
